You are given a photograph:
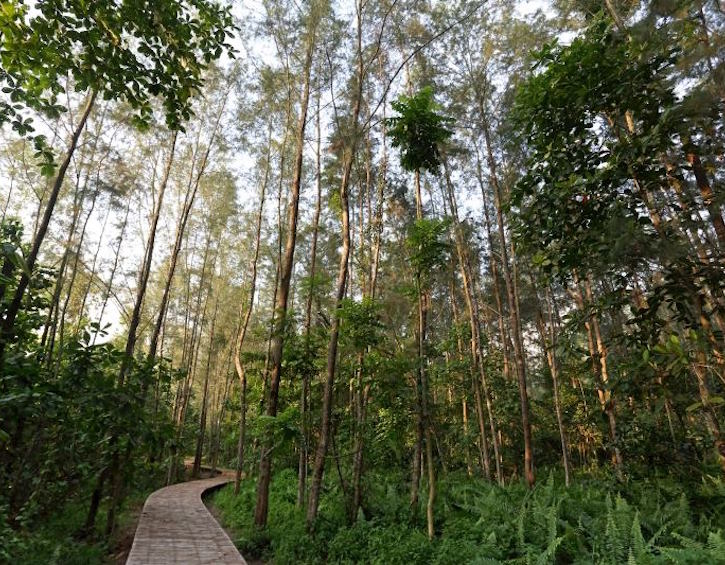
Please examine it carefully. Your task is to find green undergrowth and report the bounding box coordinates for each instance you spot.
[211,468,725,564]
[1,485,150,564]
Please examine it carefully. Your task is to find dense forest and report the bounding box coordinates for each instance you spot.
[2,0,725,562]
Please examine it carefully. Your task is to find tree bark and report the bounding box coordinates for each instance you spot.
[442,159,503,483]
[534,287,571,486]
[193,295,219,477]
[481,116,535,487]
[685,148,725,248]
[297,82,323,508]
[570,273,623,472]
[147,92,228,361]
[234,124,272,494]
[306,0,363,529]
[105,131,177,535]
[254,9,318,526]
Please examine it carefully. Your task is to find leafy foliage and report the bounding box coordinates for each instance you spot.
[0,0,235,167]
[407,217,452,286]
[386,86,454,174]
[213,470,725,564]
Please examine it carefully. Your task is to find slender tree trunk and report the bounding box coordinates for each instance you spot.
[41,166,87,359]
[169,234,215,484]
[147,92,228,360]
[259,117,291,418]
[193,296,219,478]
[75,197,111,332]
[443,158,503,484]
[306,1,363,528]
[210,353,234,473]
[51,109,109,361]
[234,124,272,494]
[80,467,108,538]
[254,12,318,526]
[350,354,370,521]
[692,293,725,472]
[570,273,623,472]
[1,90,97,358]
[105,131,177,535]
[306,146,353,528]
[1,176,13,224]
[297,83,323,508]
[410,163,436,538]
[53,165,105,372]
[481,116,535,487]
[93,196,131,345]
[535,287,571,486]
[410,171,425,512]
[685,148,725,248]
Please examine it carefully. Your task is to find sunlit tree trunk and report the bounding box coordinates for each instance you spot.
[570,273,623,473]
[534,286,571,486]
[93,195,132,346]
[105,128,177,535]
[442,159,502,483]
[147,91,229,360]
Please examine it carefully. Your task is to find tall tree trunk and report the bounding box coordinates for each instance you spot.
[1,90,97,358]
[348,93,387,519]
[50,108,109,361]
[234,123,272,494]
[53,161,106,372]
[259,114,291,418]
[410,163,436,538]
[685,147,725,248]
[534,287,571,486]
[481,115,535,487]
[41,172,85,362]
[93,196,132,345]
[254,10,318,526]
[147,92,228,361]
[442,159,503,483]
[474,144,511,385]
[297,81,323,508]
[75,195,111,333]
[105,131,177,535]
[193,295,219,477]
[570,273,623,472]
[306,0,363,529]
[168,233,215,485]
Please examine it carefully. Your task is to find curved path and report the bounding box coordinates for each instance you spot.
[126,469,246,565]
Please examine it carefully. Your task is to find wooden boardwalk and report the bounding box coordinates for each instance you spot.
[126,470,246,564]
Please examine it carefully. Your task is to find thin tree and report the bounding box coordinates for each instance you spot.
[306,0,364,529]
[254,0,323,527]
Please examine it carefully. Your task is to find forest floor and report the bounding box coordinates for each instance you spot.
[206,500,266,565]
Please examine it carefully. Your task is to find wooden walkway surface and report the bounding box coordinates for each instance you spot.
[126,469,246,564]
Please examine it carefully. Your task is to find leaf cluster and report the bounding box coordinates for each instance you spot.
[386,86,454,174]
